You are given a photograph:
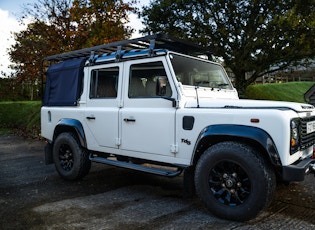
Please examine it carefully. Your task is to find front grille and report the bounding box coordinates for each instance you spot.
[300,116,315,150]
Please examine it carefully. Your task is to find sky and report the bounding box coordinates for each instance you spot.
[0,0,150,77]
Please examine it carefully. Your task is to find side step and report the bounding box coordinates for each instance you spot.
[89,154,182,177]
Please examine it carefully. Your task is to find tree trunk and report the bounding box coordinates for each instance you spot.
[30,83,34,101]
[233,71,248,98]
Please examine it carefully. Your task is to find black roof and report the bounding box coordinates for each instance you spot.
[44,34,211,62]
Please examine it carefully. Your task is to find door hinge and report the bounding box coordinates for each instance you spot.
[115,138,121,146]
[170,144,178,154]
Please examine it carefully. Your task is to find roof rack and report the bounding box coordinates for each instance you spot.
[44,34,212,62]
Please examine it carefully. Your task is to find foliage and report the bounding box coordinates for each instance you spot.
[7,0,137,96]
[0,101,41,138]
[0,78,40,101]
[245,82,314,103]
[140,0,315,97]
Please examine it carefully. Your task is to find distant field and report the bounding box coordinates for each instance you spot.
[245,82,314,103]
[0,82,314,137]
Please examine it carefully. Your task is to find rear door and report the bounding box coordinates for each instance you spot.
[85,63,122,149]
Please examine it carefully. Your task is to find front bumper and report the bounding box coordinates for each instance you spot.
[282,157,315,181]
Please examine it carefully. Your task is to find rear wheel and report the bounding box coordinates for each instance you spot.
[194,141,275,221]
[53,132,91,180]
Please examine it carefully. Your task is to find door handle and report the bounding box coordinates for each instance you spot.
[86,116,95,120]
[123,118,136,122]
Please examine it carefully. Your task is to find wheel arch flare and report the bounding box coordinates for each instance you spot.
[191,124,282,167]
[53,118,87,148]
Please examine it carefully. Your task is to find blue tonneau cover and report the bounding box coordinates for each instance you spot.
[43,58,86,106]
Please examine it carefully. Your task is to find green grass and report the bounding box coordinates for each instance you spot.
[0,101,41,137]
[245,82,314,103]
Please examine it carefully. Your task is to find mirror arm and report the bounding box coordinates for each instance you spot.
[160,96,177,108]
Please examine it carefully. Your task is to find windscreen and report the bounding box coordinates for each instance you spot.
[169,53,233,90]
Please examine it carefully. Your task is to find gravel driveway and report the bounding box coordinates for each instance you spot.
[1,134,315,229]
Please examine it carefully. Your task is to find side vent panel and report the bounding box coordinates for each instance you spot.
[183,116,195,130]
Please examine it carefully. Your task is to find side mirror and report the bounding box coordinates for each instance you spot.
[156,76,167,96]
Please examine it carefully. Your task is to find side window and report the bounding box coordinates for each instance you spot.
[90,67,119,99]
[128,61,172,98]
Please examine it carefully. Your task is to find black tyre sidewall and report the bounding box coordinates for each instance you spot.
[53,132,90,180]
[195,142,275,221]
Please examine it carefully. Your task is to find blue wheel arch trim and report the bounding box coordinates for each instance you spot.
[193,124,282,166]
[54,118,87,148]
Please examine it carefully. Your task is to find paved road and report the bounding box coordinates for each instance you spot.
[1,134,315,229]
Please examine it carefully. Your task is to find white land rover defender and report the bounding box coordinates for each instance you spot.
[41,34,315,221]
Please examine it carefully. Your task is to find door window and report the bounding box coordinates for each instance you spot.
[128,62,172,98]
[90,67,119,99]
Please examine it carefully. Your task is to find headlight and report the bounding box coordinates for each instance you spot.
[290,119,300,154]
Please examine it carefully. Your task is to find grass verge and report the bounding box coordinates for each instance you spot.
[245,82,314,103]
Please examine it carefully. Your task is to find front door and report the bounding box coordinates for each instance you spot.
[120,60,177,157]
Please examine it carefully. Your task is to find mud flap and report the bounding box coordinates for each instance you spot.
[183,166,195,199]
[45,142,53,165]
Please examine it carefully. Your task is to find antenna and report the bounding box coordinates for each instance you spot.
[195,86,200,108]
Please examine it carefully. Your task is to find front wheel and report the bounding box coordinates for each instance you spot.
[194,141,275,221]
[53,132,91,180]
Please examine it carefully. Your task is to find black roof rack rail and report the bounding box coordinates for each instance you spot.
[44,34,212,62]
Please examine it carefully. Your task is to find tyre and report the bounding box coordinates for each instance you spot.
[194,141,275,221]
[53,132,91,180]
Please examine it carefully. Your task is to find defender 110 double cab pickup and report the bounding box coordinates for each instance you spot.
[41,34,315,221]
